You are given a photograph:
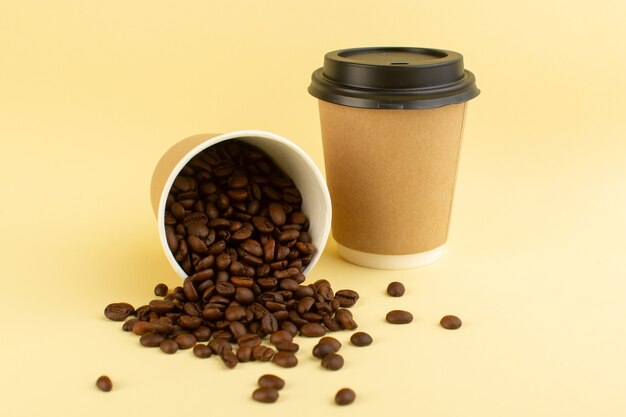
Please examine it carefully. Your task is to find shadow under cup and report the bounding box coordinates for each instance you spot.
[150,130,332,279]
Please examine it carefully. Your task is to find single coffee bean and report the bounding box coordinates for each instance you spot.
[268,202,286,226]
[148,299,175,313]
[319,336,341,351]
[252,387,279,403]
[321,353,344,370]
[225,305,247,321]
[221,349,239,369]
[122,318,139,332]
[335,388,356,405]
[269,330,293,345]
[386,310,413,324]
[335,289,359,307]
[336,309,358,330]
[258,374,285,390]
[193,326,212,342]
[312,342,338,359]
[131,321,154,336]
[104,302,135,321]
[252,345,275,362]
[281,321,298,337]
[236,345,253,362]
[237,333,262,348]
[274,341,299,352]
[174,333,197,349]
[440,315,462,330]
[299,323,326,337]
[350,332,373,347]
[140,332,165,347]
[387,281,406,297]
[154,283,169,297]
[208,338,231,355]
[272,351,298,368]
[96,375,112,392]
[252,216,275,233]
[160,339,179,354]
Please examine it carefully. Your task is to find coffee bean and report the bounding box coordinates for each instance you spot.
[269,330,293,345]
[281,321,298,337]
[221,349,239,369]
[104,302,135,321]
[387,281,405,297]
[208,338,231,355]
[237,333,262,348]
[272,351,298,368]
[131,321,154,336]
[350,332,373,347]
[96,375,112,392]
[299,323,326,337]
[321,353,344,370]
[236,346,253,362]
[193,326,212,341]
[252,387,279,403]
[225,305,247,321]
[174,333,197,349]
[440,315,462,330]
[312,342,338,359]
[260,314,279,334]
[386,310,413,324]
[154,283,168,297]
[319,336,341,351]
[258,374,285,390]
[122,318,139,332]
[335,388,356,405]
[140,332,165,347]
[336,309,358,330]
[253,216,275,233]
[252,345,275,362]
[335,289,359,307]
[268,203,286,226]
[149,299,175,313]
[160,339,179,354]
[274,341,299,352]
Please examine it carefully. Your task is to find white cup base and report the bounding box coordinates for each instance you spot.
[336,244,445,269]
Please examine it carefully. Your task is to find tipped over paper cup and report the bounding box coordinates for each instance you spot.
[309,47,480,269]
[150,130,332,279]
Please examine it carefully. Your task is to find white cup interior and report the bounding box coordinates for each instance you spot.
[158,130,332,279]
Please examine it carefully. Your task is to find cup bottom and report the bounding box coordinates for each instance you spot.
[336,244,444,269]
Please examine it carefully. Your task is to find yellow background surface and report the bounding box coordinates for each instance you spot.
[1,1,625,416]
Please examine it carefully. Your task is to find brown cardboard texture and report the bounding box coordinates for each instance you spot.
[319,100,467,255]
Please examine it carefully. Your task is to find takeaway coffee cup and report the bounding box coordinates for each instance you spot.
[309,47,480,269]
[150,130,332,278]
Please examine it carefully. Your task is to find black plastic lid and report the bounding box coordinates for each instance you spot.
[308,47,480,109]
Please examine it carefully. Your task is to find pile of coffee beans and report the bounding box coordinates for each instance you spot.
[105,140,362,370]
[163,140,315,278]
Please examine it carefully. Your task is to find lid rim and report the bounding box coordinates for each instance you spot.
[309,46,479,109]
[309,68,480,110]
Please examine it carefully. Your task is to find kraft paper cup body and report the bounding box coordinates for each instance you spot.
[309,47,479,269]
[150,130,332,279]
[318,101,467,269]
